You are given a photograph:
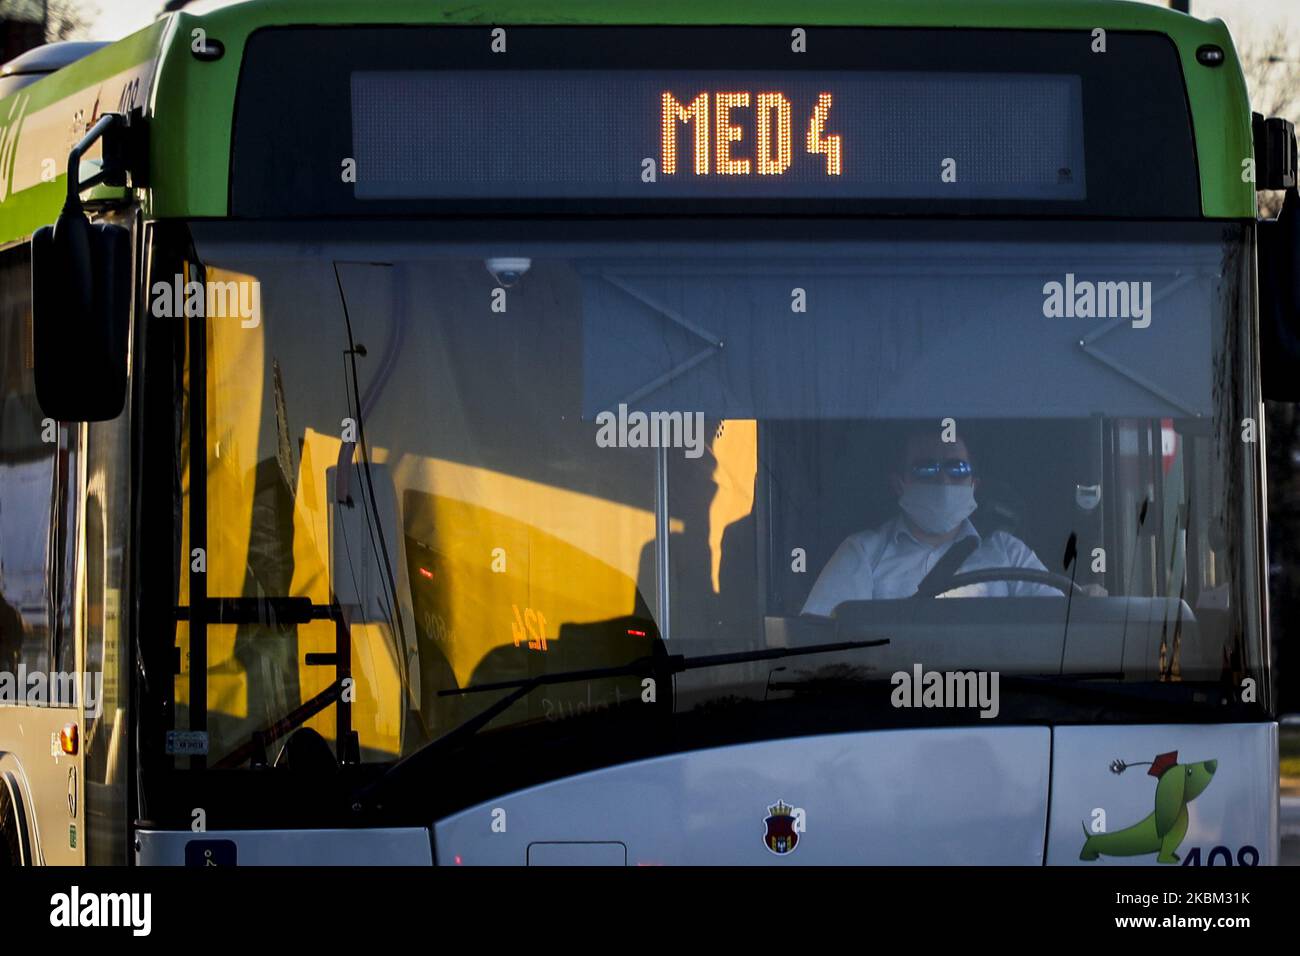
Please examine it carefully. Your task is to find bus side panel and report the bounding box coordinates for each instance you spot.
[0,238,85,864]
[1048,723,1278,866]
[0,709,83,864]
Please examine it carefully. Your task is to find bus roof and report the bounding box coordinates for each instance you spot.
[0,0,1256,244]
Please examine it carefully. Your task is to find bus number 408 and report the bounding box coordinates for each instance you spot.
[1181,845,1259,866]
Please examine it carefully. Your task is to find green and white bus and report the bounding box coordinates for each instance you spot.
[0,0,1296,866]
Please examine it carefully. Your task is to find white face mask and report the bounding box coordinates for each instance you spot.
[899,483,977,535]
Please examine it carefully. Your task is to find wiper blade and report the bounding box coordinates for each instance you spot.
[441,639,889,697]
[353,637,887,811]
[998,674,1240,718]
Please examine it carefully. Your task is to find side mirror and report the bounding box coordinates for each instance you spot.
[1259,186,1300,401]
[30,113,133,422]
[1255,114,1300,402]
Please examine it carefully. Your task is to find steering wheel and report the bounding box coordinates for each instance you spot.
[914,566,1084,599]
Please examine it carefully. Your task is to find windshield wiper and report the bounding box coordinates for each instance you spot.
[352,637,888,811]
[998,673,1246,719]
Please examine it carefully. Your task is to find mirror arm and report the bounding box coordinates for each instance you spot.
[75,168,112,192]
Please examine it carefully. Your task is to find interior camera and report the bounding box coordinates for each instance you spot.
[485,257,532,288]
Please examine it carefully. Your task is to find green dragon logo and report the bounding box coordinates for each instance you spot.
[1080,751,1217,864]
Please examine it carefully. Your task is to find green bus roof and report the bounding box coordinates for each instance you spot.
[0,0,1258,245]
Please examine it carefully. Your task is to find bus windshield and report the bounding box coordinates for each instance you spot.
[165,219,1264,769]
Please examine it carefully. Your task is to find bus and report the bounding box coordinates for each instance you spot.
[0,0,1296,866]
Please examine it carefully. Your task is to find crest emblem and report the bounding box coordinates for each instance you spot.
[763,799,799,855]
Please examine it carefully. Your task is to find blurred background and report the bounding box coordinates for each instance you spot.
[3,0,1300,851]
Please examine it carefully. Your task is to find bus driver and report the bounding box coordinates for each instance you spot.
[802,429,1079,615]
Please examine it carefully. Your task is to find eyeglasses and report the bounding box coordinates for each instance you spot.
[908,458,974,482]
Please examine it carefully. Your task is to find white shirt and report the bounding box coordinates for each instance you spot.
[801,515,1057,616]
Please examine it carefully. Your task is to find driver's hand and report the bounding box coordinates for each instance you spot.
[1082,583,1108,597]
